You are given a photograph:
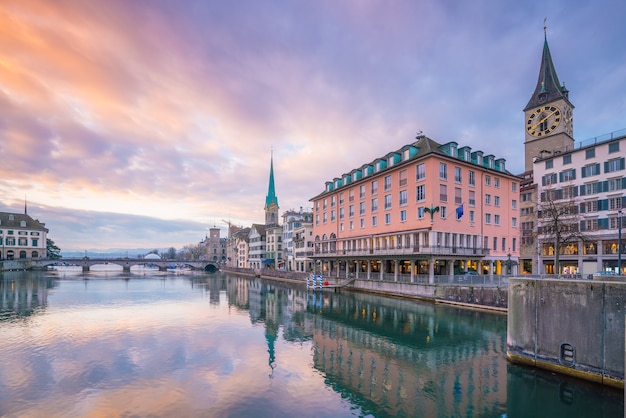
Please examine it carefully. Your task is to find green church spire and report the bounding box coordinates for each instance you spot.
[264,150,279,225]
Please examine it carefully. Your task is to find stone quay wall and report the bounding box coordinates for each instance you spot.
[507,278,625,389]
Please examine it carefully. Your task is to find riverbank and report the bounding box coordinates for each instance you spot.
[221,266,508,313]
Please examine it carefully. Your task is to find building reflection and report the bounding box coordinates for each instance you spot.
[217,274,621,417]
[0,271,56,321]
[221,274,507,416]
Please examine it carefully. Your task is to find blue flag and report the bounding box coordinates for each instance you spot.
[456,204,464,219]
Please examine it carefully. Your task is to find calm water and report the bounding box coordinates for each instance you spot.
[0,270,622,418]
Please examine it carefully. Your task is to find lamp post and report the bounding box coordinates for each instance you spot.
[619,209,623,275]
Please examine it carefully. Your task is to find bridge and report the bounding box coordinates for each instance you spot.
[29,258,220,273]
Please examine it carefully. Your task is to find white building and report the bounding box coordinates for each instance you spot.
[0,211,48,260]
[534,133,626,275]
[248,224,267,269]
[282,208,313,271]
[293,222,314,273]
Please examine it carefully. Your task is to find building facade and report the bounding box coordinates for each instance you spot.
[248,224,266,270]
[310,135,520,282]
[0,211,48,260]
[282,208,313,271]
[520,28,626,275]
[534,133,626,275]
[293,222,314,273]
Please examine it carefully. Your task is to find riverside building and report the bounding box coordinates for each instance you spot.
[310,135,520,282]
[0,211,48,260]
[520,27,626,275]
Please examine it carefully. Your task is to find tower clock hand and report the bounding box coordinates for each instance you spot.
[530,110,557,131]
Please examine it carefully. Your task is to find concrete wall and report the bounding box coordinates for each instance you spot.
[507,278,624,388]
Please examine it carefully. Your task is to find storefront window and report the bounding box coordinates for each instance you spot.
[583,241,597,255]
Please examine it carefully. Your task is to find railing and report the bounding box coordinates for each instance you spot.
[314,246,490,257]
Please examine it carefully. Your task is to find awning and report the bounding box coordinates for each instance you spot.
[262,259,274,264]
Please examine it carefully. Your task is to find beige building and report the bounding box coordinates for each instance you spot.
[0,211,48,260]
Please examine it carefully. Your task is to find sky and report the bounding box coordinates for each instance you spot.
[1,0,625,253]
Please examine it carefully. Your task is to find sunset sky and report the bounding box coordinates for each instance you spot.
[1,0,625,253]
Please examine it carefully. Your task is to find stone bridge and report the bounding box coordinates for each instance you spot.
[30,258,220,273]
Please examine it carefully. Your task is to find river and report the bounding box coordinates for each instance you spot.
[0,270,622,417]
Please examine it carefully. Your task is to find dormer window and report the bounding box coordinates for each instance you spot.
[8,215,14,221]
[20,221,26,227]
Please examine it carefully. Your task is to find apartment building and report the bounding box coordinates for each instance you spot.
[310,135,520,281]
[534,133,626,275]
[282,208,313,271]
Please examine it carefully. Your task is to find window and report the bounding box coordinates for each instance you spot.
[468,170,475,186]
[512,182,517,192]
[485,194,491,205]
[512,237,517,252]
[485,213,491,224]
[399,190,408,206]
[608,178,624,191]
[385,213,391,224]
[384,194,392,210]
[359,202,366,215]
[469,190,476,207]
[339,207,344,220]
[349,205,354,218]
[545,159,554,169]
[502,237,506,252]
[349,221,354,230]
[582,163,600,177]
[485,175,491,186]
[360,218,365,228]
[349,189,355,202]
[331,210,336,221]
[323,213,327,223]
[586,148,596,159]
[606,158,625,173]
[494,178,500,188]
[400,210,407,222]
[609,197,622,210]
[493,237,497,251]
[455,187,462,205]
[360,185,366,199]
[315,214,319,225]
[494,214,500,225]
[484,236,489,249]
[469,210,475,222]
[416,185,426,202]
[372,216,377,226]
[440,163,448,180]
[339,193,344,205]
[384,175,392,191]
[454,167,462,183]
[331,196,336,207]
[416,163,425,180]
[609,141,620,153]
[440,184,448,202]
[371,198,378,212]
[512,217,518,227]
[417,207,425,219]
[561,168,576,182]
[371,180,378,195]
[323,199,327,210]
[542,173,557,185]
[521,192,532,202]
[440,206,447,219]
[563,154,572,165]
[512,199,517,210]
[494,196,500,207]
[399,169,407,186]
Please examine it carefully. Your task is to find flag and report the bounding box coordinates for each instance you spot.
[456,204,464,219]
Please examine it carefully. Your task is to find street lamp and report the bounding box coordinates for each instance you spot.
[619,209,623,275]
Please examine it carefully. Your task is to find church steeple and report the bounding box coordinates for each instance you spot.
[524,25,570,111]
[264,150,279,225]
[523,23,575,171]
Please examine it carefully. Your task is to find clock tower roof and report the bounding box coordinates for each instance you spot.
[524,30,571,111]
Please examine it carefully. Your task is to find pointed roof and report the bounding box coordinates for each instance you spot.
[524,29,570,111]
[265,151,279,209]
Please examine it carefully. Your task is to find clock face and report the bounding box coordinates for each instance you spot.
[526,105,561,137]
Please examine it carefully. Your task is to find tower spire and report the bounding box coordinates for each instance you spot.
[264,149,279,225]
[24,195,27,215]
[524,21,570,111]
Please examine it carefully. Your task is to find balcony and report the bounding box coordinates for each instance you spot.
[313,245,489,258]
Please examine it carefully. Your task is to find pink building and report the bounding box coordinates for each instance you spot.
[310,135,520,282]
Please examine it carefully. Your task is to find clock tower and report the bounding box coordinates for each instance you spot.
[523,28,574,171]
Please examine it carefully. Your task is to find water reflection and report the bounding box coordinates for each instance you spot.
[0,271,622,418]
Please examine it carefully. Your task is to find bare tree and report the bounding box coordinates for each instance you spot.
[536,186,586,274]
